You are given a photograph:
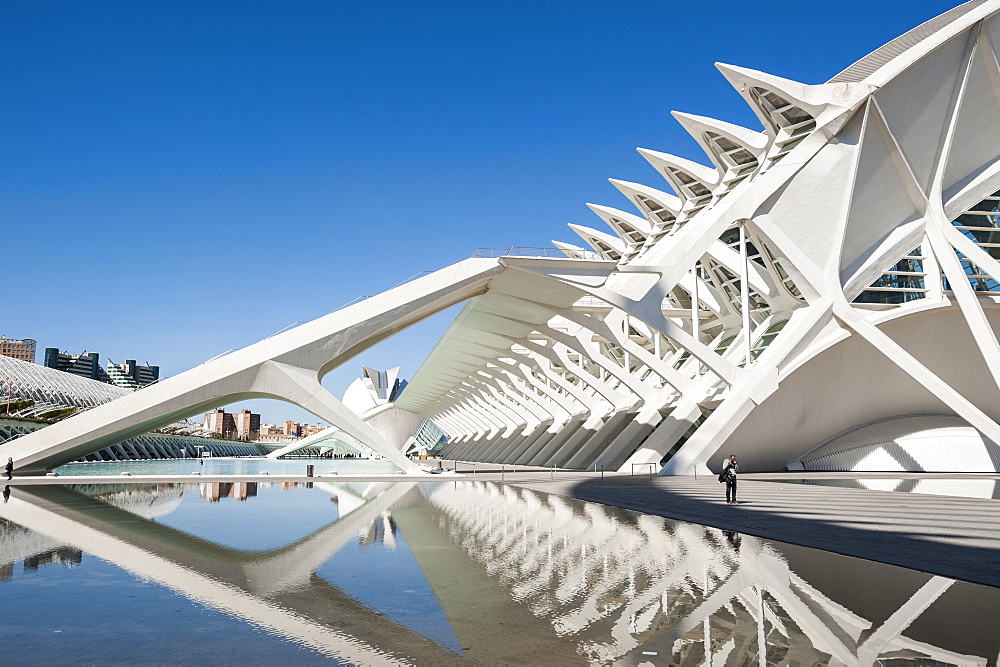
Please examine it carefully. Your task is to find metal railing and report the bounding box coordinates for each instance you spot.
[444,459,647,479]
[459,247,597,260]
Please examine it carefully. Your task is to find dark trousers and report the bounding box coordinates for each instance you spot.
[726,478,737,503]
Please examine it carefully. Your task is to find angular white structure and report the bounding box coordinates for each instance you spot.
[398,0,1000,474]
[267,366,443,459]
[8,1,1000,474]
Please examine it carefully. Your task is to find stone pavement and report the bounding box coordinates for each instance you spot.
[474,470,1000,589]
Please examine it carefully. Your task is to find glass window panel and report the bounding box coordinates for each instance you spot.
[728,149,756,165]
[967,199,1000,213]
[954,213,1000,228]
[854,290,925,304]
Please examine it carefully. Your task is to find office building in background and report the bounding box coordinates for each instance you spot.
[0,337,37,363]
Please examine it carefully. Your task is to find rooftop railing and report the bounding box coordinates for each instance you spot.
[459,247,595,259]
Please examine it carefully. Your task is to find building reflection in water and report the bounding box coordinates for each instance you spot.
[0,509,84,583]
[200,481,258,502]
[423,481,996,665]
[0,479,995,665]
[358,512,397,550]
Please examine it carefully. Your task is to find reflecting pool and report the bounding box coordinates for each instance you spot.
[54,457,401,476]
[1,480,997,664]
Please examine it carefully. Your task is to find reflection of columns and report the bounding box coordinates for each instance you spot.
[0,483,452,663]
[855,576,953,665]
[243,481,416,596]
[423,480,983,665]
[756,587,766,667]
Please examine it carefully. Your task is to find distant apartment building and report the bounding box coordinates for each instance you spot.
[256,421,325,442]
[0,337,36,363]
[106,359,160,390]
[203,408,260,441]
[258,424,287,442]
[234,409,260,441]
[203,408,229,436]
[280,421,325,438]
[43,348,110,383]
[44,347,159,389]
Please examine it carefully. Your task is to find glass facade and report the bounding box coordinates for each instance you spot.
[853,247,927,305]
[950,189,1000,293]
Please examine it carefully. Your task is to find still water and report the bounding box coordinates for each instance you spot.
[54,457,402,476]
[1,480,997,665]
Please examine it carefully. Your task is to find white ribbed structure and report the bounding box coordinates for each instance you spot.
[0,355,128,412]
[10,2,1000,474]
[393,0,1000,474]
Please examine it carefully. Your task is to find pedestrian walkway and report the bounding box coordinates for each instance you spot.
[499,472,1000,589]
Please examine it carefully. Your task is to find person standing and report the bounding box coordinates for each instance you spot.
[722,454,738,504]
[5,457,12,481]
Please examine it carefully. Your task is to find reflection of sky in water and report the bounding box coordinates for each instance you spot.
[1,549,333,664]
[54,457,400,476]
[151,483,341,551]
[0,480,998,664]
[317,529,463,652]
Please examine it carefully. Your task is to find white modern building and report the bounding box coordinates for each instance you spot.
[396,0,1000,474]
[8,1,1000,474]
[268,367,447,459]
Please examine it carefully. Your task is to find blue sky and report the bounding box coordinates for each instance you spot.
[1,0,958,424]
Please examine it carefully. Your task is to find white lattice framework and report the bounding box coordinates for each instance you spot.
[394,0,1000,474]
[0,355,128,413]
[9,1,1000,474]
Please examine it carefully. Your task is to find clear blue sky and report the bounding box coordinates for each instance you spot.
[1,0,957,424]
